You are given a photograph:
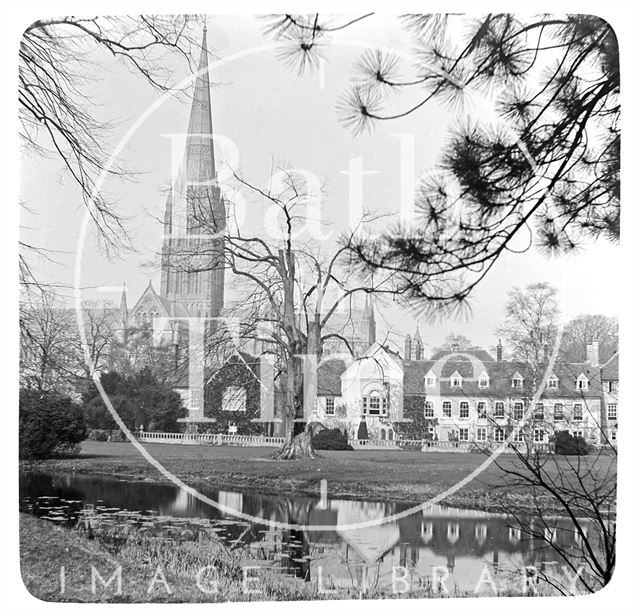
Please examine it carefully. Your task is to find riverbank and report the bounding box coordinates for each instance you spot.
[20,440,616,515]
[21,513,465,602]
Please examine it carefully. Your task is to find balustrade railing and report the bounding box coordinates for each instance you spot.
[137,431,285,447]
[135,431,553,453]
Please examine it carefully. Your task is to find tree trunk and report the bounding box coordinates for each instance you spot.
[274,252,325,460]
[273,421,324,460]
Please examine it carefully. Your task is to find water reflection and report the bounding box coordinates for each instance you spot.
[20,471,588,594]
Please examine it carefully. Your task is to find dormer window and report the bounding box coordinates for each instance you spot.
[547,375,559,389]
[478,371,489,388]
[511,372,524,389]
[450,371,462,388]
[426,370,437,387]
[576,373,589,391]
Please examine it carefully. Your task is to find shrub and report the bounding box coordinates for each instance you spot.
[82,368,186,432]
[19,389,87,459]
[356,418,369,440]
[554,430,591,455]
[312,428,353,450]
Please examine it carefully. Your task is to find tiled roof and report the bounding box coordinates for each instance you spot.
[403,354,602,399]
[174,352,260,388]
[317,359,347,396]
[403,359,432,395]
[601,352,619,380]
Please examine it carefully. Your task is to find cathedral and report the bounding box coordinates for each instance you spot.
[116,27,377,429]
[110,30,617,445]
[119,27,224,343]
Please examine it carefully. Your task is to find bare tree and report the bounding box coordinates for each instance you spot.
[20,290,78,392]
[559,314,618,363]
[491,440,616,594]
[431,332,477,355]
[477,345,616,594]
[172,168,397,458]
[106,324,183,385]
[19,14,203,288]
[263,14,619,314]
[71,300,119,381]
[496,282,560,363]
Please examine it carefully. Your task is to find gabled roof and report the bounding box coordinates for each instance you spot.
[403,354,602,398]
[173,352,261,389]
[317,358,347,396]
[601,352,619,380]
[129,280,164,317]
[341,343,404,382]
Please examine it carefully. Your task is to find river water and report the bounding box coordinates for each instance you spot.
[20,471,589,596]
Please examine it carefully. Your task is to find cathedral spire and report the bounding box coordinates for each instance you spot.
[413,327,424,360]
[120,282,128,322]
[184,26,216,185]
[159,24,225,318]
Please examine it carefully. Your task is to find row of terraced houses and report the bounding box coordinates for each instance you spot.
[191,336,618,449]
[311,338,618,448]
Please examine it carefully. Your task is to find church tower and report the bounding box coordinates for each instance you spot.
[160,26,225,319]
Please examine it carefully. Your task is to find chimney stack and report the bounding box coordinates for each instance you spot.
[496,339,503,362]
[587,339,600,367]
[404,334,412,360]
[451,337,460,352]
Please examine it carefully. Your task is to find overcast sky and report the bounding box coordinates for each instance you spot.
[20,14,621,353]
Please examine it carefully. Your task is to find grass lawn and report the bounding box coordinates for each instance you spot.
[20,440,617,513]
[18,513,337,602]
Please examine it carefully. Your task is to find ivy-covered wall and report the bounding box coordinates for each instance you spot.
[203,357,264,435]
[395,395,439,440]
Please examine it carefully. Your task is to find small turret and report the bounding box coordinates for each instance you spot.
[404,334,412,360]
[413,327,424,361]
